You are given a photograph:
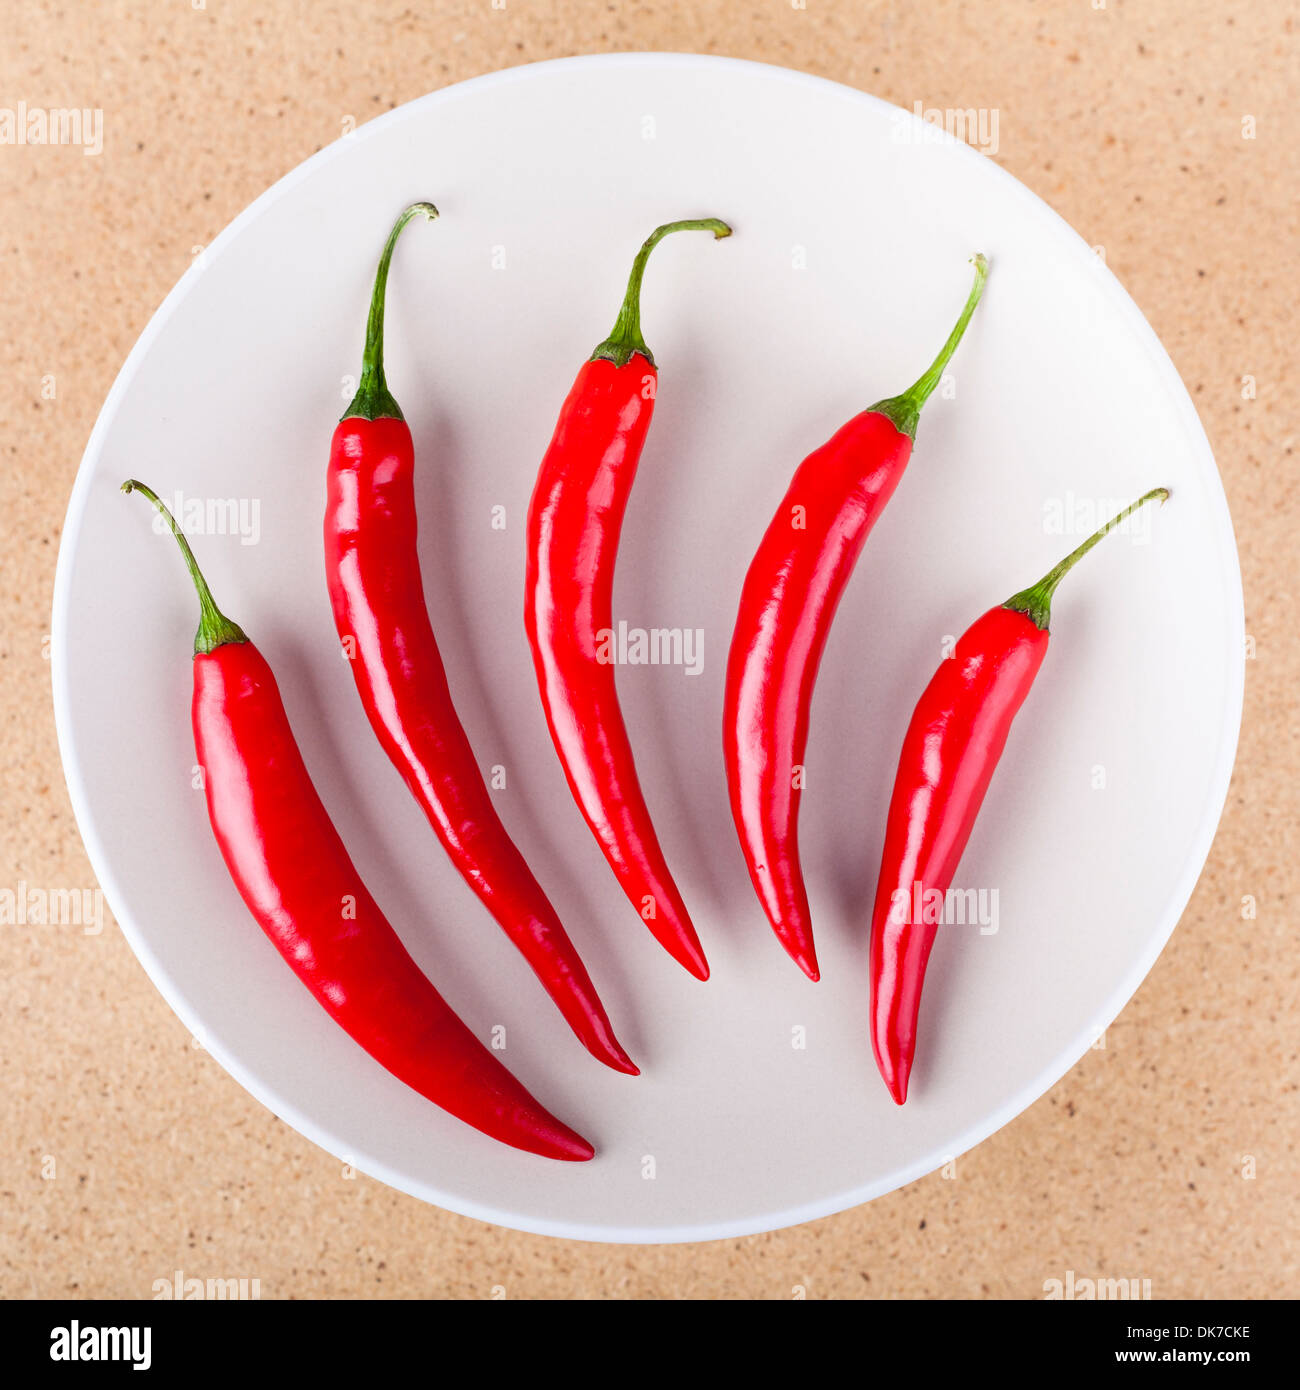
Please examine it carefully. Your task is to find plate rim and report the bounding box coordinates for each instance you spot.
[50,50,1245,1245]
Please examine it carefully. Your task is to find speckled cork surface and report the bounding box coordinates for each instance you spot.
[2,0,1296,1299]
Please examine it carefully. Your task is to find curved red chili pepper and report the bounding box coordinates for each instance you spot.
[123,480,594,1161]
[869,487,1170,1104]
[525,219,731,981]
[724,255,989,981]
[325,204,635,1074]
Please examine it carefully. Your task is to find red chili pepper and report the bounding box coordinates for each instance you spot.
[123,480,594,1161]
[723,255,989,982]
[869,487,1170,1104]
[325,204,635,1074]
[525,218,731,981]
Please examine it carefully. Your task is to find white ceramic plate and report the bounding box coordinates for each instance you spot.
[53,54,1243,1242]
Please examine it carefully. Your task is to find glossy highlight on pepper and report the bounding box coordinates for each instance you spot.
[325,202,636,1074]
[123,478,595,1160]
[724,254,989,981]
[869,487,1171,1104]
[525,218,732,980]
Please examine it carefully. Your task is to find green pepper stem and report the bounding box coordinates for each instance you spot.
[343,201,439,422]
[871,253,989,439]
[1004,486,1171,631]
[591,217,733,368]
[121,480,248,655]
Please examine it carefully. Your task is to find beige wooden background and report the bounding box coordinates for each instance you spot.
[2,0,1295,1298]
